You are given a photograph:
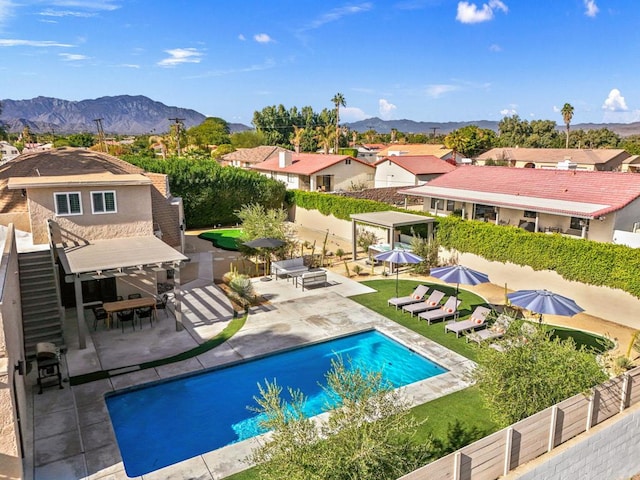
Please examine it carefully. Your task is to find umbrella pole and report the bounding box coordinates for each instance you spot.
[396,266,399,298]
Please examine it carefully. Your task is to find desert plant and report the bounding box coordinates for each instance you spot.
[229,274,255,303]
[352,264,363,276]
[356,228,379,258]
[335,248,345,260]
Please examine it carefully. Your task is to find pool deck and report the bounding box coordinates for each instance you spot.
[26,269,475,480]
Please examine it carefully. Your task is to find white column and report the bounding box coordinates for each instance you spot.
[74,275,86,349]
[173,265,183,331]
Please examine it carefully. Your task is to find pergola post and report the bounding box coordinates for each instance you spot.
[173,264,183,331]
[73,274,86,349]
[352,220,357,261]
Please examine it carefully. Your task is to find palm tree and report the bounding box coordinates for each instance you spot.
[290,126,305,153]
[331,93,346,153]
[444,129,466,163]
[316,125,335,154]
[561,103,574,149]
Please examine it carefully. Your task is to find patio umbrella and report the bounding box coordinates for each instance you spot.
[243,237,286,280]
[507,289,584,322]
[374,249,424,298]
[429,265,490,296]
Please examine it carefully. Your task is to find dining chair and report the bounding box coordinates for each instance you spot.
[117,309,136,332]
[155,294,169,318]
[136,306,154,327]
[92,306,108,330]
[128,293,142,299]
[116,295,124,301]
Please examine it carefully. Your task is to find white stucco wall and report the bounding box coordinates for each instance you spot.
[374,161,417,188]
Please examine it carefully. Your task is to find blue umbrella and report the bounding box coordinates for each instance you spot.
[507,289,584,322]
[375,249,424,298]
[429,265,490,296]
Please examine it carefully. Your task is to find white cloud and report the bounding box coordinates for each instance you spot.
[341,106,369,122]
[456,0,508,24]
[39,9,95,17]
[116,63,139,68]
[602,88,628,112]
[0,0,15,25]
[157,47,203,67]
[0,38,73,47]
[489,43,502,52]
[253,33,273,43]
[552,105,560,113]
[584,0,598,17]
[47,1,120,11]
[426,84,459,98]
[378,99,397,119]
[238,34,246,41]
[59,52,87,61]
[500,108,517,116]
[307,3,373,30]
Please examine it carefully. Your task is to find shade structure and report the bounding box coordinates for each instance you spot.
[429,265,490,297]
[374,249,424,298]
[243,237,286,280]
[507,289,584,320]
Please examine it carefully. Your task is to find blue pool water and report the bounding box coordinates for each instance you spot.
[106,330,446,476]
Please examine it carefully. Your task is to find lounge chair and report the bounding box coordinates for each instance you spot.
[388,284,429,309]
[417,297,461,324]
[444,306,492,337]
[402,290,445,317]
[466,314,512,345]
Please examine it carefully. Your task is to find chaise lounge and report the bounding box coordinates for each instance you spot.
[402,290,445,317]
[388,284,429,309]
[417,297,461,324]
[466,314,513,345]
[444,306,492,337]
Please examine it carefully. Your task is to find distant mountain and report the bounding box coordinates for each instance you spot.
[0,95,250,135]
[344,117,640,137]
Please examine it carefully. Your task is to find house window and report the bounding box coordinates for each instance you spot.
[570,217,588,230]
[287,173,293,182]
[446,200,455,211]
[523,210,537,218]
[430,198,441,209]
[345,158,351,165]
[54,192,82,216]
[91,191,117,214]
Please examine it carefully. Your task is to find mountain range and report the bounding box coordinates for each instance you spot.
[2,95,640,137]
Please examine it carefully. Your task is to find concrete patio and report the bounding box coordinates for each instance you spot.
[24,269,476,480]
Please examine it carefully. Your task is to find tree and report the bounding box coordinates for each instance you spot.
[249,357,432,480]
[498,115,532,147]
[315,125,335,154]
[68,132,95,148]
[0,102,7,140]
[186,117,230,150]
[236,204,289,243]
[231,130,266,148]
[331,93,346,154]
[290,126,305,153]
[561,103,574,149]
[473,324,607,427]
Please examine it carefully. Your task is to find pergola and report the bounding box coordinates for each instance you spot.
[52,230,188,349]
[350,211,435,260]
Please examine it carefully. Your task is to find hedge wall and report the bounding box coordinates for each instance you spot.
[293,192,640,298]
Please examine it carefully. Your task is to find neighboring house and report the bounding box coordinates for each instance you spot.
[474,148,631,171]
[221,145,291,168]
[375,144,455,162]
[251,151,375,191]
[373,155,456,188]
[21,143,53,154]
[621,155,640,173]
[0,141,19,163]
[355,143,386,163]
[402,166,640,244]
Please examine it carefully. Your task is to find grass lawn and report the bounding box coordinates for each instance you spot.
[198,228,243,251]
[223,279,609,479]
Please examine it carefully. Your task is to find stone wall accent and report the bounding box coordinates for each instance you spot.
[334,187,422,207]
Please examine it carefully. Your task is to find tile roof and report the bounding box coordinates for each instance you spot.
[376,144,453,158]
[374,155,456,175]
[251,153,374,176]
[475,148,630,165]
[401,166,640,218]
[222,146,291,164]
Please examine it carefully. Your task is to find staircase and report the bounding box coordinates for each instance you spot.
[18,250,65,358]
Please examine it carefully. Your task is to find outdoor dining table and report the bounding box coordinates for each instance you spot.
[102,297,156,328]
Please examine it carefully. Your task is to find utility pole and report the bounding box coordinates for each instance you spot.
[168,118,185,156]
[93,118,107,153]
[430,127,440,138]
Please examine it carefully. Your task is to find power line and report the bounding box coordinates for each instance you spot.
[93,118,106,152]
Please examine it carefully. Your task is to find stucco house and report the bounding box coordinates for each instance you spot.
[251,151,375,191]
[221,145,291,169]
[474,148,632,171]
[375,144,455,162]
[373,155,456,188]
[402,166,640,245]
[0,141,19,163]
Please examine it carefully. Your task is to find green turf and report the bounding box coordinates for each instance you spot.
[198,228,243,251]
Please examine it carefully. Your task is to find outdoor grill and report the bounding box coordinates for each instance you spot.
[36,342,63,394]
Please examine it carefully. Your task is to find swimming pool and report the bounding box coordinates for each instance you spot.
[106,330,446,476]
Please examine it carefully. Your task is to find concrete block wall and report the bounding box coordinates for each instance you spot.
[508,403,640,480]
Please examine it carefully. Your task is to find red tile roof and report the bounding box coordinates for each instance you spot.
[402,166,640,218]
[374,155,456,175]
[251,153,374,176]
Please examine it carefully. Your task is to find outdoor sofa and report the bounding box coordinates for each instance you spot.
[271,257,308,280]
[297,269,328,291]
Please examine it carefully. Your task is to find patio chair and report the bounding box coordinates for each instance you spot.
[402,290,445,317]
[128,293,142,299]
[417,297,461,324]
[92,306,108,331]
[444,306,492,337]
[387,284,429,309]
[466,314,512,345]
[156,293,169,317]
[136,306,154,327]
[117,309,136,332]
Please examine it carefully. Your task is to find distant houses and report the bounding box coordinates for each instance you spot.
[373,155,455,188]
[375,143,455,162]
[474,147,631,171]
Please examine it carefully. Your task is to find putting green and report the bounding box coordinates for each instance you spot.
[198,228,243,251]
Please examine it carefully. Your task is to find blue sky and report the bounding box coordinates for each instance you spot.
[1,0,639,126]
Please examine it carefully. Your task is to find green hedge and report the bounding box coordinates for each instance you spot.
[293,192,640,298]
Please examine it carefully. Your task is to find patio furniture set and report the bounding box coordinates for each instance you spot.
[271,258,328,291]
[92,293,169,332]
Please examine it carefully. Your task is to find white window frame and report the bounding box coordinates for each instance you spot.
[54,192,82,216]
[91,190,117,214]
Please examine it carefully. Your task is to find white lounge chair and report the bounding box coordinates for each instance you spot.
[445,306,492,337]
[402,290,445,317]
[388,284,429,309]
[417,297,461,324]
[466,314,513,345]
